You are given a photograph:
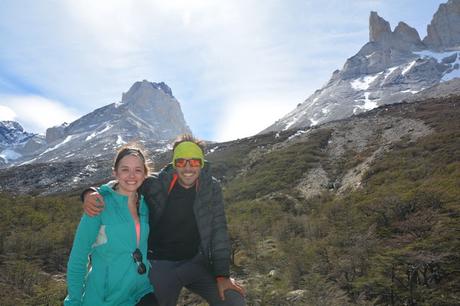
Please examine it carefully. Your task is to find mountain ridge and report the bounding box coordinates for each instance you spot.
[262,0,460,134]
[0,80,191,168]
[1,94,457,196]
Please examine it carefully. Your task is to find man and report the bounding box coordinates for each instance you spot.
[83,134,245,306]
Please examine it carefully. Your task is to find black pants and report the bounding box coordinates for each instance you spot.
[149,253,245,306]
[136,292,159,306]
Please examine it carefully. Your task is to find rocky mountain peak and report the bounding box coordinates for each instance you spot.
[262,1,460,134]
[423,0,460,51]
[1,120,23,132]
[369,11,392,43]
[368,12,423,51]
[122,80,174,104]
[0,80,192,167]
[394,22,423,46]
[0,120,35,146]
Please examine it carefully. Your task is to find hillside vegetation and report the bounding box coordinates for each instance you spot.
[0,96,458,305]
[219,97,460,305]
[0,195,81,305]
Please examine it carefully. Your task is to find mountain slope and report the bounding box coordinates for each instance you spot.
[213,95,460,305]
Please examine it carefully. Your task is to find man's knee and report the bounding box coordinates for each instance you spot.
[223,289,246,306]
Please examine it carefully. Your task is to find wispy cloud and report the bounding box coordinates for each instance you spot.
[0,95,79,133]
[0,105,16,120]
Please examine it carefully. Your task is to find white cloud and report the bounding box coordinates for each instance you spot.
[0,95,80,134]
[215,92,303,141]
[0,105,16,120]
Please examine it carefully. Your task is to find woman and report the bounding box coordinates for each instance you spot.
[64,146,157,305]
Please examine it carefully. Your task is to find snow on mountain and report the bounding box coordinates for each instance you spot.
[0,121,35,146]
[0,121,43,165]
[0,149,22,162]
[413,50,460,81]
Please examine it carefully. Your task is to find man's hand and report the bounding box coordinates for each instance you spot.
[83,191,105,217]
[216,277,245,301]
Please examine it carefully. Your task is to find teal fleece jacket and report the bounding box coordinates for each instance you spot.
[64,184,153,306]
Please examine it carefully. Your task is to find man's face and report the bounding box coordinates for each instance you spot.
[175,159,201,188]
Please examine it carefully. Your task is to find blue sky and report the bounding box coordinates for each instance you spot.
[0,0,446,141]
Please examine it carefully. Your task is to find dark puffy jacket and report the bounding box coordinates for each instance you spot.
[140,162,231,277]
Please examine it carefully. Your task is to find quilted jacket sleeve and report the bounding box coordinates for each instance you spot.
[209,179,231,277]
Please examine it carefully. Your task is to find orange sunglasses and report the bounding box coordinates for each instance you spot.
[174,158,202,168]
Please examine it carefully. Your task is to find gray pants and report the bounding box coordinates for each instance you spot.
[148,253,246,306]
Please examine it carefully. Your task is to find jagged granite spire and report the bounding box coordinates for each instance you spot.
[369,12,423,50]
[369,11,392,43]
[122,80,174,102]
[423,0,460,51]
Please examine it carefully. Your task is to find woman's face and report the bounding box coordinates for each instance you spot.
[113,154,146,195]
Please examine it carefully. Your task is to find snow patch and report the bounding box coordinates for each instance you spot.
[84,164,98,173]
[414,50,460,81]
[40,135,73,155]
[0,149,22,162]
[442,55,460,82]
[401,89,419,94]
[365,52,376,59]
[402,60,416,75]
[116,135,125,146]
[414,50,458,62]
[73,164,98,183]
[384,66,399,80]
[18,157,37,166]
[284,115,301,130]
[310,118,319,126]
[209,146,219,153]
[288,129,310,140]
[155,144,173,153]
[353,92,379,114]
[442,68,460,81]
[86,124,112,141]
[350,73,380,90]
